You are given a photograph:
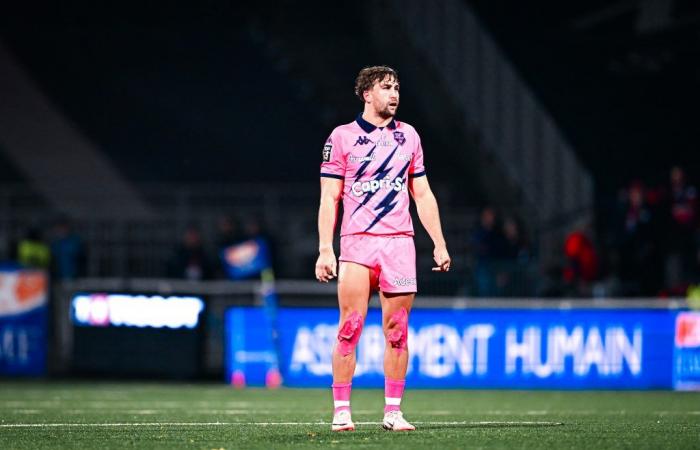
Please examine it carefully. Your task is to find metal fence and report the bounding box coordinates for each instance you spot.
[1,183,534,284]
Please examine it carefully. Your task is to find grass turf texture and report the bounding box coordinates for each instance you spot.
[0,382,698,449]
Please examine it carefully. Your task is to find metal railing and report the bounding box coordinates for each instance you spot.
[1,183,520,282]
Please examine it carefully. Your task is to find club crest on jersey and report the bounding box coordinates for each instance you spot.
[322,143,332,162]
[354,136,373,146]
[393,131,405,145]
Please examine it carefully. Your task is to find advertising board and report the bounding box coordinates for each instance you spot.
[226,306,683,389]
[0,269,48,376]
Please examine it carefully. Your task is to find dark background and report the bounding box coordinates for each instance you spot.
[1,0,699,298]
[1,1,697,189]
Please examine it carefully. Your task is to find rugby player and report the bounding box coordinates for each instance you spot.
[315,66,451,432]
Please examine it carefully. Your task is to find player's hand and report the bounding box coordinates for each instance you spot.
[432,246,451,272]
[315,248,337,282]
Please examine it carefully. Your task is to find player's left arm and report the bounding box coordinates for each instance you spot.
[409,176,451,272]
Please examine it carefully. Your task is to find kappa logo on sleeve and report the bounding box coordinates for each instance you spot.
[322,142,332,162]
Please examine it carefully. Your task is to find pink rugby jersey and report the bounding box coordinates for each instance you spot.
[320,114,426,236]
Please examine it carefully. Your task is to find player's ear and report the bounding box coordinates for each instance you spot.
[363,89,371,103]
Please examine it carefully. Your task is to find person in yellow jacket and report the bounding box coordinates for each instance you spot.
[17,228,50,269]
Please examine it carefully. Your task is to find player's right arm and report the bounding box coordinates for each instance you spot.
[316,177,343,282]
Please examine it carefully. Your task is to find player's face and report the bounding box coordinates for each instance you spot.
[366,75,400,119]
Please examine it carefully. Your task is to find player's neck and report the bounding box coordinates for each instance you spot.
[361,109,393,129]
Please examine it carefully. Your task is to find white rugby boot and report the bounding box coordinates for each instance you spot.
[382,410,416,431]
[331,410,355,432]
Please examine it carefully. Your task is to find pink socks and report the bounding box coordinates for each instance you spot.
[384,378,405,413]
[333,379,406,414]
[332,382,352,414]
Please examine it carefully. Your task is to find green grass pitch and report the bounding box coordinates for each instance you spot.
[0,381,698,449]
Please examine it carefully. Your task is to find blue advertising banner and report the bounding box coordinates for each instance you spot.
[225,307,281,387]
[225,306,680,389]
[0,269,48,376]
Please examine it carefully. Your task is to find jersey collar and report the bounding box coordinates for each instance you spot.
[356,113,397,133]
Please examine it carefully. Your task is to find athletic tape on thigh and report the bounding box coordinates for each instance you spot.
[337,311,363,356]
[387,307,408,353]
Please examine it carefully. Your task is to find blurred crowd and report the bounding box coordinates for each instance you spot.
[166,216,277,281]
[468,207,533,297]
[5,215,276,282]
[7,218,85,281]
[468,165,700,299]
[555,165,700,298]
[6,166,700,299]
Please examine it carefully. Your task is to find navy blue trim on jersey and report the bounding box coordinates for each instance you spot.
[356,113,397,133]
[409,171,426,178]
[320,173,344,180]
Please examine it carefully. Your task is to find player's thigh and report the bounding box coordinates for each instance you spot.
[337,261,372,320]
[379,291,415,330]
[376,237,417,293]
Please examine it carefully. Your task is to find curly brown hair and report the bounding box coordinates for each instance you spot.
[354,66,399,102]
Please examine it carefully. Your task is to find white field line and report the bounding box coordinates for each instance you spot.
[3,407,699,416]
[60,409,295,415]
[0,421,564,428]
[0,401,253,408]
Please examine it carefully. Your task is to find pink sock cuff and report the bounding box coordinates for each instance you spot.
[385,378,406,398]
[332,382,352,402]
[384,378,405,413]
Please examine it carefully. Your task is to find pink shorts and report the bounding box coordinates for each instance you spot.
[339,234,417,293]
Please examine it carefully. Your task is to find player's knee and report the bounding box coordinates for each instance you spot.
[385,307,408,352]
[336,310,364,356]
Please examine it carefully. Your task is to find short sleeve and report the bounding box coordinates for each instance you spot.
[320,131,345,179]
[409,132,426,178]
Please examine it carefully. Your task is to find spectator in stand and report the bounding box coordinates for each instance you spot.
[16,227,50,270]
[665,166,698,291]
[243,216,278,276]
[616,182,663,295]
[50,218,85,280]
[216,215,244,250]
[502,217,530,263]
[563,221,599,296]
[499,216,531,297]
[167,225,212,281]
[470,207,506,296]
[215,215,245,278]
